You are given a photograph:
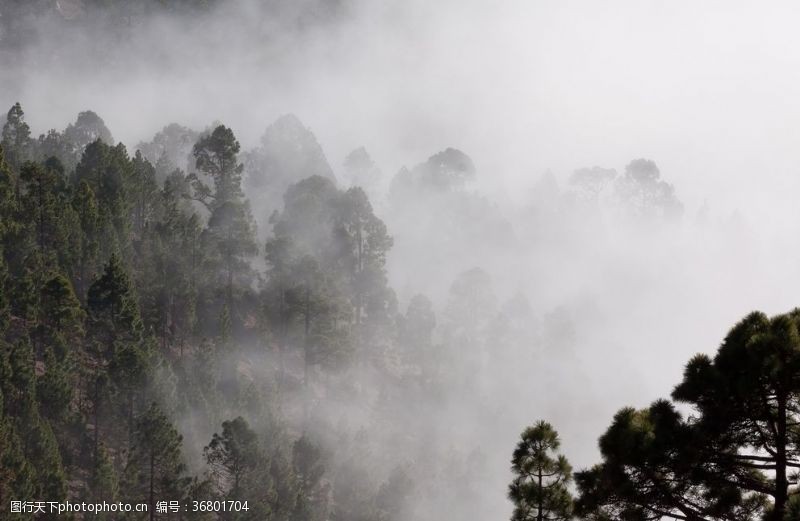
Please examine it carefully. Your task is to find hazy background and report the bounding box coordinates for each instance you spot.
[3,0,800,517]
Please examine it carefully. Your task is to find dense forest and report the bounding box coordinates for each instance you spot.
[3,2,800,521]
[2,97,797,521]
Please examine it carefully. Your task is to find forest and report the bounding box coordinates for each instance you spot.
[3,1,800,521]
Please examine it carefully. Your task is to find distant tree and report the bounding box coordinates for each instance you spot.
[509,421,573,521]
[87,253,143,348]
[39,273,85,346]
[1,103,32,172]
[291,434,329,521]
[87,254,146,453]
[443,267,496,356]
[204,416,263,499]
[36,129,74,170]
[71,180,101,300]
[614,159,682,221]
[130,150,158,237]
[244,114,336,226]
[334,187,394,338]
[136,123,199,180]
[37,346,73,422]
[74,140,136,256]
[343,147,383,199]
[0,414,35,520]
[0,146,17,242]
[19,160,69,264]
[88,444,119,521]
[390,148,475,196]
[204,416,276,520]
[125,403,189,520]
[397,294,436,375]
[189,125,245,210]
[189,125,257,313]
[64,110,114,156]
[567,166,617,205]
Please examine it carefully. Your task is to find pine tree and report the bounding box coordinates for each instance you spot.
[63,110,114,158]
[204,416,264,500]
[291,434,328,521]
[189,125,257,325]
[125,402,189,520]
[87,253,143,348]
[130,150,158,237]
[19,160,68,264]
[72,180,101,301]
[508,421,573,521]
[74,140,135,257]
[88,444,120,521]
[39,273,84,341]
[1,103,32,172]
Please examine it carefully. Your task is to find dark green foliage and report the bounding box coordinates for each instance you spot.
[88,253,143,346]
[125,403,189,514]
[189,125,245,210]
[576,309,800,520]
[204,416,275,520]
[204,416,262,498]
[0,104,444,521]
[188,125,257,333]
[1,103,32,171]
[74,140,135,256]
[508,421,573,521]
[37,347,73,422]
[87,444,119,520]
[574,401,764,521]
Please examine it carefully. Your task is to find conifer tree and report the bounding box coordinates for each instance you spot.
[1,103,32,172]
[72,180,101,300]
[508,421,573,521]
[88,444,120,521]
[204,416,264,500]
[125,402,189,520]
[190,125,257,321]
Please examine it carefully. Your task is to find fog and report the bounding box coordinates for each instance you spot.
[3,1,800,519]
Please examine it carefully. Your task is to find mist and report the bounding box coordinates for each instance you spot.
[2,1,800,520]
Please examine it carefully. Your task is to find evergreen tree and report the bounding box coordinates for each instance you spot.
[1,103,32,172]
[189,125,257,324]
[204,416,263,500]
[508,421,573,521]
[64,110,114,157]
[671,310,800,521]
[19,160,69,265]
[88,444,120,521]
[74,140,135,257]
[130,150,158,237]
[575,309,800,520]
[125,402,189,520]
[574,401,764,521]
[72,180,102,300]
[87,253,143,348]
[291,434,329,521]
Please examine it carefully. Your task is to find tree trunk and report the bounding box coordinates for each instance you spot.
[150,450,155,521]
[774,391,788,520]
[537,468,543,521]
